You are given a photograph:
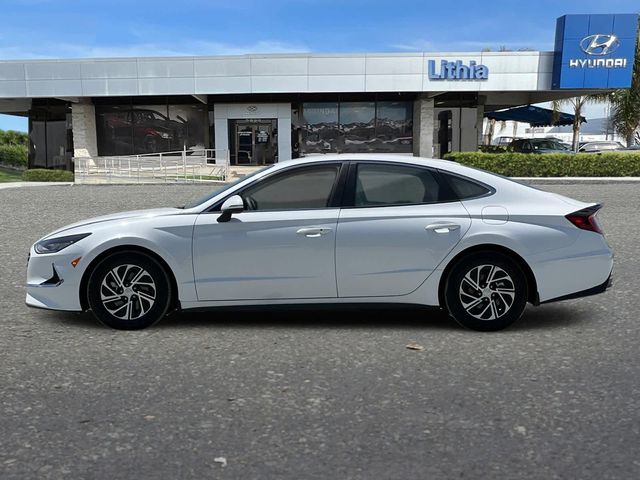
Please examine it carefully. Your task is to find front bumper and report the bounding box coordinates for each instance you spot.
[25,248,84,312]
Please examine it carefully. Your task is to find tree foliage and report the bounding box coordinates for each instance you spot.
[0,129,28,147]
[608,21,640,146]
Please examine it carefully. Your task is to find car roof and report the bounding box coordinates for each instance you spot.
[276,153,457,170]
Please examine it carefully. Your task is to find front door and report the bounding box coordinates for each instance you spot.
[336,162,471,297]
[234,121,276,165]
[192,163,344,301]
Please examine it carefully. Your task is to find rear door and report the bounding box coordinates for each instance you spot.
[335,162,471,298]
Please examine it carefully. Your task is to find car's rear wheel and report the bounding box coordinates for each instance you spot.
[445,252,528,331]
[87,251,172,330]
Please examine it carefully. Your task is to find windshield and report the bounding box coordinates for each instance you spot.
[182,165,273,209]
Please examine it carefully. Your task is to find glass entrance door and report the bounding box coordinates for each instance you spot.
[236,124,254,164]
[231,120,277,165]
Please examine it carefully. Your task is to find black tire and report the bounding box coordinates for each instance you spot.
[87,251,172,330]
[444,252,528,331]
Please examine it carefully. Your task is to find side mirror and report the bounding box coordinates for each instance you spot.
[217,195,244,223]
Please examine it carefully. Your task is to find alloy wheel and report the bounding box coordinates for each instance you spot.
[458,264,515,321]
[100,264,157,321]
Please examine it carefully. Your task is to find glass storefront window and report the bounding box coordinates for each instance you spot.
[340,102,375,153]
[45,121,68,169]
[96,99,207,156]
[300,100,412,155]
[96,107,133,156]
[29,120,47,168]
[302,102,339,153]
[375,101,413,153]
[28,101,74,170]
[169,104,207,151]
[131,105,172,153]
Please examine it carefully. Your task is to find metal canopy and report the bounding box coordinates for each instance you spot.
[484,105,586,127]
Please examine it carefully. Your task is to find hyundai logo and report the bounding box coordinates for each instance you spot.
[580,34,620,56]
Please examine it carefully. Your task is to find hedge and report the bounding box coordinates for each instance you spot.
[22,169,74,182]
[0,144,28,169]
[478,145,508,154]
[443,152,640,177]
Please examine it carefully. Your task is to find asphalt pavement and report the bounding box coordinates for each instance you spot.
[0,183,638,479]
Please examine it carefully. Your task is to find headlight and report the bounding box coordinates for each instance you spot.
[34,233,92,254]
[160,132,170,139]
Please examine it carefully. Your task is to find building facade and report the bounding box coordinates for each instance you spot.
[0,14,636,171]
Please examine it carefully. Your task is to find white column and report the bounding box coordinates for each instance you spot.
[413,96,434,158]
[71,100,98,158]
[476,104,485,147]
[213,104,229,164]
[277,104,292,162]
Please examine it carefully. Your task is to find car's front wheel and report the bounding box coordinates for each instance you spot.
[445,252,528,331]
[87,251,172,330]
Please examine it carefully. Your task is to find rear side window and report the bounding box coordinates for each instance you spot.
[354,163,442,207]
[441,172,492,200]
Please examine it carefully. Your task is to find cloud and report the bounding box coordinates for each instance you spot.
[390,38,553,52]
[0,38,309,60]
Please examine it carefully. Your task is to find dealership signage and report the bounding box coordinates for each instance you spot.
[427,60,489,80]
[552,14,639,89]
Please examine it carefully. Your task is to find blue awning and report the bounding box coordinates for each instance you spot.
[485,105,586,127]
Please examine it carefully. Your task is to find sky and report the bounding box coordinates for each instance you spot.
[0,0,636,131]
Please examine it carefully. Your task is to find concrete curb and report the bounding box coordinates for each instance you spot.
[0,182,74,190]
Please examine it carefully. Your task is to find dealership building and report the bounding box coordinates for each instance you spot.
[0,13,637,171]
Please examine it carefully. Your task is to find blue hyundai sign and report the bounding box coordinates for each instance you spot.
[553,14,639,89]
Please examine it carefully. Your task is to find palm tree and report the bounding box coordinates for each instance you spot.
[551,95,606,151]
[609,90,640,146]
[608,23,640,147]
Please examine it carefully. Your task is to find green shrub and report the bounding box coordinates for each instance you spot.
[478,145,508,153]
[443,152,640,177]
[0,144,28,168]
[22,169,74,182]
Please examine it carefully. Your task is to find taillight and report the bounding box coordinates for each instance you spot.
[565,204,603,234]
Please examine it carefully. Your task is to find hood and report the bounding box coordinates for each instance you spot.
[43,207,181,239]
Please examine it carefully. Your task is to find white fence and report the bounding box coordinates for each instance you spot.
[74,149,230,184]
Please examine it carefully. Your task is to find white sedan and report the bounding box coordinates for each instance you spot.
[26,154,613,331]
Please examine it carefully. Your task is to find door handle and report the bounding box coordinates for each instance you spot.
[425,223,461,234]
[296,227,332,238]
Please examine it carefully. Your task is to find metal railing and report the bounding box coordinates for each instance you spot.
[74,148,230,184]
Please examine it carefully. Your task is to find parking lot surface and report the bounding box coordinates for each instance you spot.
[1,183,638,479]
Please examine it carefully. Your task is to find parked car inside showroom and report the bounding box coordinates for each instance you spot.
[26,154,613,332]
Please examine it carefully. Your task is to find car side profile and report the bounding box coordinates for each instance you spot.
[26,154,613,331]
[509,138,571,153]
[578,141,625,153]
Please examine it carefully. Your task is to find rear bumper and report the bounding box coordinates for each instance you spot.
[541,271,612,304]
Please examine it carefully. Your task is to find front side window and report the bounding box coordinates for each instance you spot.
[241,164,340,211]
[354,164,442,207]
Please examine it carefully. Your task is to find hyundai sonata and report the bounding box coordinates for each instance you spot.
[26,154,613,331]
